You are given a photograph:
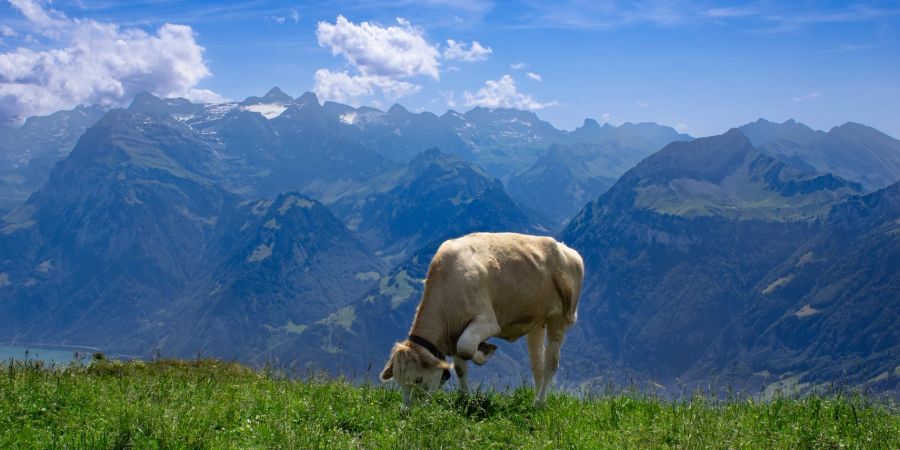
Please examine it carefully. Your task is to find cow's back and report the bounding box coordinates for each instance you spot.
[423,233,583,342]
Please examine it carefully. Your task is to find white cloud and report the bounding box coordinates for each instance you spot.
[290,9,300,24]
[675,123,688,132]
[526,72,542,82]
[601,112,612,122]
[635,100,650,107]
[316,15,440,80]
[0,25,16,37]
[443,39,492,62]
[8,0,66,30]
[183,88,229,104]
[463,75,556,110]
[440,90,457,108]
[314,69,420,105]
[272,16,286,25]
[791,91,822,103]
[0,0,217,123]
[510,62,526,70]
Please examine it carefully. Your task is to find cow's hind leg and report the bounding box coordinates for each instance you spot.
[534,317,569,407]
[526,326,545,392]
[456,315,500,365]
[453,356,470,394]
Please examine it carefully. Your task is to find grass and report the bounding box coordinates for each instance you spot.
[1,358,898,449]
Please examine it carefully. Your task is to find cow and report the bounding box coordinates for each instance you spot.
[380,232,584,408]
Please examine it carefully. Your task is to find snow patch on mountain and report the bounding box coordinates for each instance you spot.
[242,103,287,119]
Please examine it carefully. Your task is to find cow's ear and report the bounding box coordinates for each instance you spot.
[380,358,394,381]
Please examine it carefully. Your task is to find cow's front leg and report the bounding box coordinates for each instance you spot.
[456,316,500,365]
[453,356,469,394]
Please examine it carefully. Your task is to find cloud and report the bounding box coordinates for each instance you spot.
[440,90,457,108]
[601,112,612,122]
[183,88,229,104]
[510,62,526,70]
[272,16,286,25]
[316,15,440,80]
[814,43,872,54]
[463,74,556,110]
[635,100,649,107]
[512,1,899,31]
[675,123,688,132]
[314,15,443,104]
[0,0,217,123]
[0,25,16,37]
[314,69,420,105]
[791,92,821,103]
[290,9,300,24]
[443,39,492,62]
[703,6,762,19]
[526,72,542,82]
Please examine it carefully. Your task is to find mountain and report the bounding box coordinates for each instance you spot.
[559,128,896,392]
[0,106,233,349]
[507,121,692,227]
[0,105,107,211]
[0,90,693,215]
[687,181,900,392]
[332,147,546,262]
[567,119,692,151]
[325,102,471,163]
[741,119,900,192]
[3,89,898,393]
[607,129,861,220]
[158,192,386,363]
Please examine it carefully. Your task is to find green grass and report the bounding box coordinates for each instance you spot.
[2,358,898,449]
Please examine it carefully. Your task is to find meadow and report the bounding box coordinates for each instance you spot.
[2,358,898,449]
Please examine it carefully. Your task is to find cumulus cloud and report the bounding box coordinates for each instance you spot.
[510,62,526,70]
[314,16,495,104]
[0,0,217,123]
[526,72,542,82]
[316,15,440,80]
[314,69,420,105]
[443,39,492,62]
[183,88,229,104]
[314,15,442,104]
[463,75,556,110]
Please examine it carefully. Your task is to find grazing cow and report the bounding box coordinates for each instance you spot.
[380,232,584,408]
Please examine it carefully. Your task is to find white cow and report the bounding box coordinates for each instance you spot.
[380,232,584,407]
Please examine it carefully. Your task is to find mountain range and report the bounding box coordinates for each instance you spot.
[1,88,898,395]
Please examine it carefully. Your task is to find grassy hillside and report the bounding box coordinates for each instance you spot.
[2,359,898,449]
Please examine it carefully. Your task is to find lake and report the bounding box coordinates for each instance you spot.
[0,345,82,365]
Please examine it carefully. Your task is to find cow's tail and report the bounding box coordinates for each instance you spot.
[553,243,584,326]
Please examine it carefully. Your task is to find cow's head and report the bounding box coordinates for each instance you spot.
[380,341,452,407]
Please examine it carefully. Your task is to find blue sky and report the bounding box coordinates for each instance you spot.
[1,0,899,137]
